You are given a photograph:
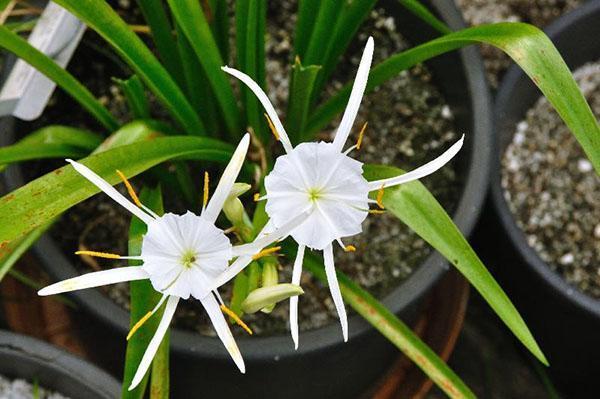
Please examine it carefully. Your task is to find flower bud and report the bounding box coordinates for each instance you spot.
[241,283,303,314]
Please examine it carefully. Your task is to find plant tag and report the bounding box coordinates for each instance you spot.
[0,2,85,120]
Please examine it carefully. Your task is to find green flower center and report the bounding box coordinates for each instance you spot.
[181,250,197,269]
[307,188,322,202]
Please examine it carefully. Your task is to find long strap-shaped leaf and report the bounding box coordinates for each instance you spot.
[0,136,233,244]
[0,25,118,131]
[364,164,547,365]
[302,253,475,399]
[52,0,205,135]
[307,23,600,173]
[166,0,242,138]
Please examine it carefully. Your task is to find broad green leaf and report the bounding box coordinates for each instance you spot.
[0,0,11,11]
[52,0,205,135]
[136,0,184,87]
[208,0,230,62]
[293,0,319,58]
[363,164,547,365]
[93,120,177,154]
[302,253,475,399]
[286,58,321,143]
[398,0,452,35]
[229,272,250,318]
[303,2,341,65]
[0,136,233,244]
[113,75,150,119]
[0,126,102,169]
[0,26,118,131]
[167,0,242,137]
[307,23,600,172]
[122,186,167,398]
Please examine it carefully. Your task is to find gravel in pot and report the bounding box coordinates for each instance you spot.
[492,0,600,392]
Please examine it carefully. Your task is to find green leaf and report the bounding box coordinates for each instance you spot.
[397,0,452,35]
[286,58,321,143]
[136,0,185,87]
[363,164,547,365]
[0,136,233,244]
[113,75,150,119]
[0,223,50,282]
[209,0,230,62]
[122,186,167,398]
[93,120,177,154]
[302,253,475,399]
[307,23,600,172]
[52,0,205,135]
[0,25,118,131]
[293,0,319,59]
[166,0,242,137]
[302,1,341,65]
[0,126,102,169]
[241,283,303,314]
[229,272,250,319]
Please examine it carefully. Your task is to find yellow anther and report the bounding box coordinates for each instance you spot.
[253,193,261,202]
[356,122,367,150]
[264,113,280,141]
[368,209,385,215]
[220,304,253,335]
[344,245,356,252]
[376,184,385,209]
[127,311,153,340]
[116,170,143,208]
[203,171,210,208]
[252,246,281,260]
[75,250,121,259]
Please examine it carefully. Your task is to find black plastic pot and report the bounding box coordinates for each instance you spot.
[0,330,120,398]
[0,0,491,397]
[492,0,600,393]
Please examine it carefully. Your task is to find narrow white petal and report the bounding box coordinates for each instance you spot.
[332,37,374,152]
[367,135,464,191]
[203,134,250,224]
[66,159,154,225]
[38,267,148,296]
[222,66,293,153]
[324,244,348,342]
[201,294,245,373]
[128,295,178,391]
[290,244,305,350]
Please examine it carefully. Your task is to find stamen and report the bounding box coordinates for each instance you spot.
[368,209,385,215]
[220,304,253,335]
[252,246,281,260]
[253,193,261,202]
[376,184,385,209]
[264,113,280,141]
[356,122,367,150]
[127,311,153,340]
[116,170,143,208]
[75,250,121,259]
[344,245,356,252]
[203,171,210,209]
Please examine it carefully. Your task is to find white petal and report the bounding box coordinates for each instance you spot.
[221,66,293,153]
[66,159,154,225]
[332,37,374,152]
[324,244,348,342]
[203,134,251,224]
[201,294,245,373]
[290,245,305,350]
[206,255,254,296]
[129,295,179,390]
[367,135,465,191]
[38,267,148,296]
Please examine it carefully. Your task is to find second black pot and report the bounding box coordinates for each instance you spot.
[0,0,492,397]
[492,0,600,393]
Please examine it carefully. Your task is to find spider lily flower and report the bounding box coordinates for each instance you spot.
[222,37,464,348]
[37,134,300,390]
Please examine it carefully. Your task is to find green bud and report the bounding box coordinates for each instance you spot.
[241,283,304,314]
[260,260,279,313]
[222,183,252,233]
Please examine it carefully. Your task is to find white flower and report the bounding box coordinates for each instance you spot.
[37,134,301,390]
[222,37,464,348]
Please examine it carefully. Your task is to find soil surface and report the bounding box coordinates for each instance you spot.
[14,2,461,337]
[501,60,600,298]
[0,374,69,399]
[457,0,583,87]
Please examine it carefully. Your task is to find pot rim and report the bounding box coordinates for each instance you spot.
[0,330,121,398]
[1,0,491,361]
[492,0,600,321]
